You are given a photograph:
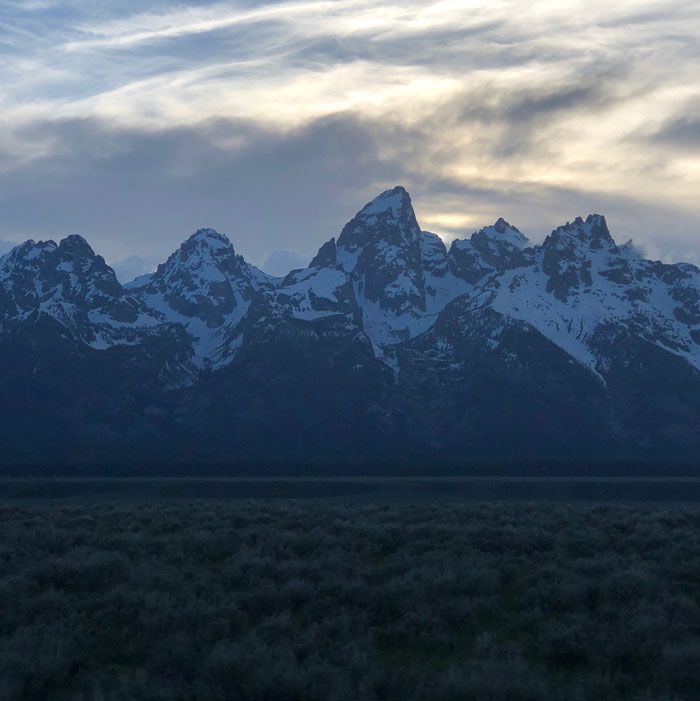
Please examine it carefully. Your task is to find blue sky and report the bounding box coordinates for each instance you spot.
[1,0,699,279]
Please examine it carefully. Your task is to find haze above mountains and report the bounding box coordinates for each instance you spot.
[1,187,699,470]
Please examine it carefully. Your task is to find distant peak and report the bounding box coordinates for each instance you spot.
[14,239,57,255]
[172,229,237,262]
[478,218,529,250]
[564,214,608,231]
[58,234,95,258]
[543,214,615,250]
[551,214,612,245]
[358,186,412,219]
[187,228,232,247]
[494,217,511,230]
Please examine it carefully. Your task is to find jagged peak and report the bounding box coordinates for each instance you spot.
[336,186,421,273]
[58,234,96,258]
[1,239,57,264]
[184,228,233,250]
[449,217,529,254]
[546,213,613,250]
[130,226,271,297]
[494,217,511,229]
[561,213,609,235]
[357,186,412,220]
[157,228,238,273]
[478,218,529,250]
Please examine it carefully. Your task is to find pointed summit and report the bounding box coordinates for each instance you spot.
[545,214,613,252]
[542,213,617,301]
[125,228,275,368]
[0,233,152,348]
[356,186,413,220]
[185,228,233,251]
[447,216,531,284]
[478,218,529,251]
[58,234,96,259]
[336,186,421,274]
[135,228,247,291]
[334,186,424,316]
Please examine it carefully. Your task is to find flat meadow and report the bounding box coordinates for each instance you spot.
[1,499,700,700]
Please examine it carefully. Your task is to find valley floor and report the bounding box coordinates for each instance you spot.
[2,500,700,700]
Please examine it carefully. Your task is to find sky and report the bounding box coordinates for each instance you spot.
[1,0,699,280]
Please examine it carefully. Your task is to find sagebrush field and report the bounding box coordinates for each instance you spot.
[2,501,700,700]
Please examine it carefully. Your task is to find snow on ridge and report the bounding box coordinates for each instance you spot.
[480,218,529,250]
[358,186,411,220]
[483,232,700,378]
[1,188,698,381]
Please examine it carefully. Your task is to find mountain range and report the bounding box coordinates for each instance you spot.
[1,186,699,471]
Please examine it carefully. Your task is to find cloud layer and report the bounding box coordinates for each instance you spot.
[1,0,699,275]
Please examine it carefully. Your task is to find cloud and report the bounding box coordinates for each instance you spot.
[650,107,700,151]
[0,115,401,264]
[1,111,699,270]
[0,0,699,265]
[261,249,311,276]
[109,255,161,284]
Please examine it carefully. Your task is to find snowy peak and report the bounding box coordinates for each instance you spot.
[0,239,56,275]
[128,228,271,327]
[448,218,531,285]
[356,185,413,221]
[541,215,618,301]
[152,228,249,285]
[0,235,179,353]
[332,186,427,348]
[544,214,613,252]
[336,186,421,275]
[124,228,278,368]
[0,234,122,311]
[187,227,231,248]
[480,218,530,250]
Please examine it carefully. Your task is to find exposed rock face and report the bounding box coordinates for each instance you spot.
[1,188,699,467]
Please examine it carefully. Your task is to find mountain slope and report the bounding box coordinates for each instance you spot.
[126,228,276,368]
[1,187,699,468]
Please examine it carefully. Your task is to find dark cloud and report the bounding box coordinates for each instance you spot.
[0,115,400,264]
[2,111,699,269]
[501,84,610,122]
[447,70,639,159]
[651,114,700,150]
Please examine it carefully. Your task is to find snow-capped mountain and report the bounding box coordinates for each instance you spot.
[0,234,183,351]
[471,214,700,378]
[1,187,699,467]
[126,228,276,367]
